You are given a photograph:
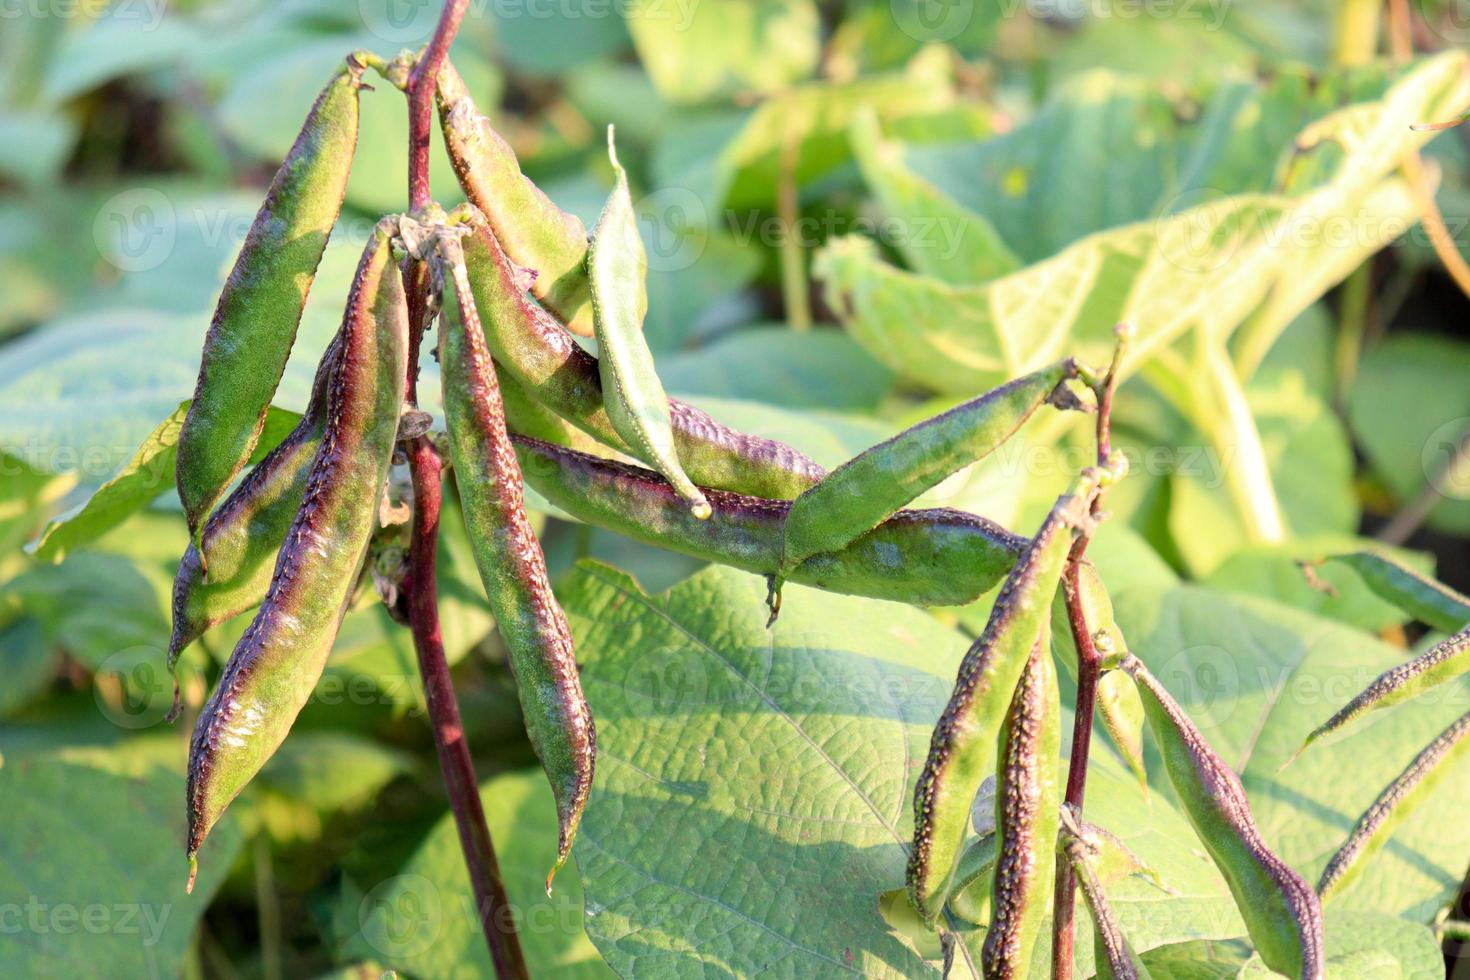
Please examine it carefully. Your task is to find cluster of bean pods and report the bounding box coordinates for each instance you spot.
[169,47,1329,976]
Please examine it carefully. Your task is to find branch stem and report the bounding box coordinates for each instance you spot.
[400,3,528,977]
[1051,331,1127,979]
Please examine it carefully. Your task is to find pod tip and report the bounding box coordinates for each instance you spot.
[1277,741,1310,774]
[185,853,198,895]
[690,500,713,521]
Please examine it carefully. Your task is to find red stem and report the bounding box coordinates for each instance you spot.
[407,0,466,212]
[1051,349,1122,979]
[400,2,528,977]
[1051,565,1101,979]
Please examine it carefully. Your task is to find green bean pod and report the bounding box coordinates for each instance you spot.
[1297,624,1470,753]
[1051,562,1148,788]
[1318,709,1470,899]
[436,60,593,336]
[782,359,1076,570]
[439,242,595,889]
[169,334,341,679]
[1121,655,1323,978]
[1319,550,1470,633]
[588,129,709,518]
[983,637,1061,978]
[512,434,1024,607]
[907,476,1095,922]
[186,221,407,886]
[177,58,363,543]
[1063,832,1150,980]
[460,223,825,499]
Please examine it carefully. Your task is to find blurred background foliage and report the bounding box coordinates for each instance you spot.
[8,0,1470,976]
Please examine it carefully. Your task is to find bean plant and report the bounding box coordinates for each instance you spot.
[13,0,1470,977]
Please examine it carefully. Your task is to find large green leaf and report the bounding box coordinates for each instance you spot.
[1141,913,1443,979]
[816,53,1469,394]
[344,770,611,977]
[901,67,1387,264]
[27,401,301,563]
[0,740,243,978]
[849,110,1020,286]
[560,562,1255,977]
[1114,582,1470,922]
[1239,912,1443,978]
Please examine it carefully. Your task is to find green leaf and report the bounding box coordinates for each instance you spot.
[1350,333,1470,535]
[0,108,76,186]
[0,618,55,718]
[662,327,893,411]
[345,770,611,977]
[3,551,168,673]
[42,12,196,103]
[1048,16,1259,85]
[1112,582,1470,922]
[626,0,819,105]
[560,562,1248,977]
[1237,911,1442,979]
[849,109,1020,285]
[815,176,1415,395]
[1139,938,1254,978]
[652,51,956,213]
[901,67,1373,264]
[817,53,1470,394]
[495,2,629,77]
[1165,373,1357,576]
[257,732,414,815]
[28,401,302,563]
[0,740,244,977]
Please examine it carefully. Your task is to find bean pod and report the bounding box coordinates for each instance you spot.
[1121,654,1324,978]
[782,359,1076,571]
[177,58,363,543]
[512,434,1024,608]
[1051,561,1148,788]
[438,235,596,889]
[436,60,593,335]
[588,129,709,518]
[1318,550,1470,633]
[186,221,407,886]
[907,475,1094,922]
[1298,624,1470,752]
[982,638,1061,979]
[459,223,825,500]
[1318,709,1470,899]
[1063,832,1150,980]
[169,334,341,683]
